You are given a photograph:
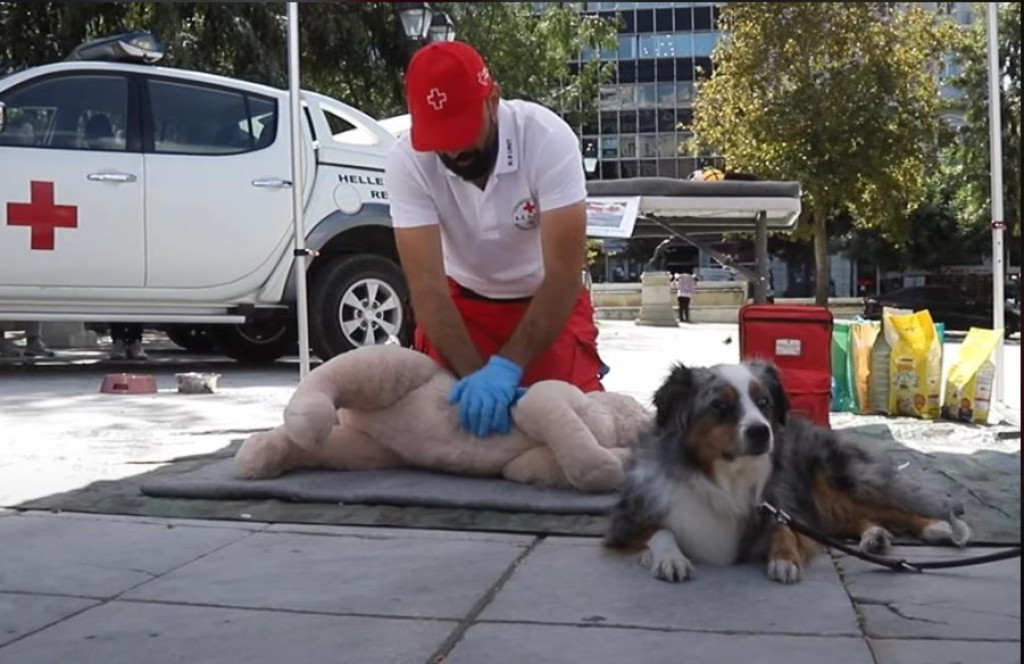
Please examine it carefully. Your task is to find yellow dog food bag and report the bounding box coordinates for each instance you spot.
[850,321,880,414]
[941,327,1001,424]
[868,307,911,414]
[888,309,942,419]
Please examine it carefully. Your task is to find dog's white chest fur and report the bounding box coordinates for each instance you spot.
[663,455,772,566]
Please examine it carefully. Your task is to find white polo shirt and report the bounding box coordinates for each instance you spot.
[384,99,587,299]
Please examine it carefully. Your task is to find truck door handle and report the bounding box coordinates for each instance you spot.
[87,172,137,183]
[251,177,292,188]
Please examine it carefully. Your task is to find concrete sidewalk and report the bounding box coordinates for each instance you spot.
[0,511,1018,664]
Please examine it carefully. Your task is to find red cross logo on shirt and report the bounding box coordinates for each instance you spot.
[427,88,447,111]
[512,198,539,230]
[6,181,79,251]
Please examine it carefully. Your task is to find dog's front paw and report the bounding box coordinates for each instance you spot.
[767,558,802,584]
[950,517,971,547]
[922,518,972,548]
[858,526,893,554]
[640,548,694,583]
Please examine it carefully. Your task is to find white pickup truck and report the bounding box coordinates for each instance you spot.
[0,32,411,362]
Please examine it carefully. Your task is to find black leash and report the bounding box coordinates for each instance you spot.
[760,501,1022,573]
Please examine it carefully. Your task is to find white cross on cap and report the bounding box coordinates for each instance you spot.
[477,68,491,86]
[427,88,447,110]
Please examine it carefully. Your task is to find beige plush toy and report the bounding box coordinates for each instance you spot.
[234,344,651,492]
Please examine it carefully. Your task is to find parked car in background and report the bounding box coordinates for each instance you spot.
[0,32,412,363]
[863,285,1021,338]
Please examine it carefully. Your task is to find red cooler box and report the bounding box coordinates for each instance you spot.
[738,304,833,427]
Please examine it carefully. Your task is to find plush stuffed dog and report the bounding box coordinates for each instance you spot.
[234,344,651,492]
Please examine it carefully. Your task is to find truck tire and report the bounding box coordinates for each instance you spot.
[309,253,412,361]
[209,319,297,363]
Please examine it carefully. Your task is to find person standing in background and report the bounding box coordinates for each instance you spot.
[676,270,697,323]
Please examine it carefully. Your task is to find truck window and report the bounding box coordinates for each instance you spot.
[146,79,276,155]
[0,74,128,151]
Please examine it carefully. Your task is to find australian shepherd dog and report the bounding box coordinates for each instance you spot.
[604,360,971,583]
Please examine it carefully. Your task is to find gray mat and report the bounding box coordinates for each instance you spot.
[140,459,619,515]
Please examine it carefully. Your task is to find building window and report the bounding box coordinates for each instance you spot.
[674,6,693,31]
[600,161,620,179]
[638,134,658,158]
[655,7,674,32]
[619,134,637,159]
[638,109,657,132]
[657,132,677,157]
[658,158,678,178]
[694,5,713,31]
[657,109,676,132]
[639,159,658,176]
[636,82,658,107]
[655,33,676,58]
[675,81,695,105]
[601,136,620,158]
[639,34,657,58]
[656,81,676,107]
[618,35,637,60]
[621,160,639,178]
[601,111,619,134]
[620,111,637,133]
[636,9,654,33]
[694,32,718,57]
[674,33,694,58]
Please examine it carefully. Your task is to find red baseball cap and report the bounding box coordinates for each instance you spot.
[405,41,494,152]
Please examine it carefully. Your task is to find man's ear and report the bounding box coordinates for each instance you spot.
[748,360,789,425]
[652,363,694,429]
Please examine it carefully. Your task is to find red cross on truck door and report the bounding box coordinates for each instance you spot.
[6,181,78,251]
[0,147,146,288]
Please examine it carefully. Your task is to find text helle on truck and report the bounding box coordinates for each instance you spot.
[0,32,414,362]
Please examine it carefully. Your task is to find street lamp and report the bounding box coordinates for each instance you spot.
[396,2,434,41]
[582,139,598,177]
[428,11,457,43]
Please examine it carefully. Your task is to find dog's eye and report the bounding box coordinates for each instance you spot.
[755,396,771,410]
[710,399,732,415]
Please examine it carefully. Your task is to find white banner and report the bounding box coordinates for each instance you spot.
[585,196,641,239]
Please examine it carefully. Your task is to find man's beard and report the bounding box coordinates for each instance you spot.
[439,123,499,181]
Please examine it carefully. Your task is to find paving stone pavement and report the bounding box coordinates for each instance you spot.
[0,512,1018,664]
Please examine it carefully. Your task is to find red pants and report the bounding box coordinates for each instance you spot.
[414,279,606,392]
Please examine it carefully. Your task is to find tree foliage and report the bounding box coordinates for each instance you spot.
[943,2,1021,242]
[689,3,959,304]
[0,2,616,119]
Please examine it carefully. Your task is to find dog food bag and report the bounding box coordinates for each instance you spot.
[850,321,880,413]
[831,321,857,412]
[868,307,911,414]
[941,327,1001,424]
[888,309,942,419]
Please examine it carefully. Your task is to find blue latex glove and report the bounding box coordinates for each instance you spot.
[449,356,523,438]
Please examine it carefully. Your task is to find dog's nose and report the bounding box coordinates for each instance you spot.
[745,423,771,455]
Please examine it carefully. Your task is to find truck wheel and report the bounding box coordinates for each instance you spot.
[309,253,412,361]
[209,319,297,363]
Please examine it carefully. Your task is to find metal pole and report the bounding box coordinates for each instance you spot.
[754,211,768,303]
[287,2,312,379]
[985,2,1005,403]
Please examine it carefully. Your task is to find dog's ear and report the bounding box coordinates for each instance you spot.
[652,363,694,429]
[749,360,790,425]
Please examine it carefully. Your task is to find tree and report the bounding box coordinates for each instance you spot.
[0,3,616,120]
[944,2,1021,251]
[688,3,959,304]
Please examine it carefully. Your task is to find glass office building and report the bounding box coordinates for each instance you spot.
[565,2,723,181]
